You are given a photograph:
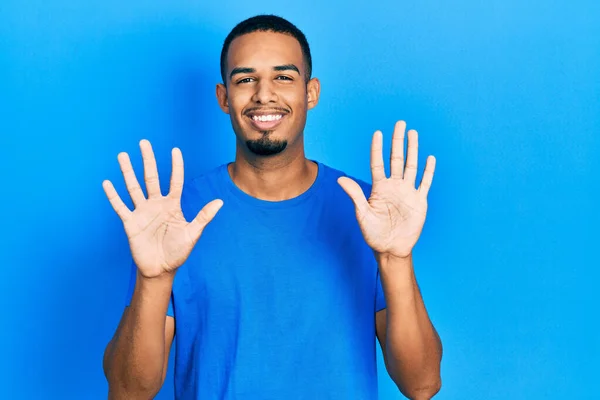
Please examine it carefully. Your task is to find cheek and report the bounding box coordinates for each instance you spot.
[294,87,310,107]
[226,88,250,110]
[280,88,309,110]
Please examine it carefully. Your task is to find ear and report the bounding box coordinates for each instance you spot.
[216,83,230,114]
[307,77,321,110]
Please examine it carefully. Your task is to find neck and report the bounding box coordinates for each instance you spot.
[228,147,318,202]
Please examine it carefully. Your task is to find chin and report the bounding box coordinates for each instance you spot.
[245,132,288,156]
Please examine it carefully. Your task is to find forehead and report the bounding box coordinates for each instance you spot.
[227,31,304,72]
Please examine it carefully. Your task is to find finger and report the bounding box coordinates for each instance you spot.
[102,180,132,221]
[187,199,224,243]
[117,152,146,207]
[404,129,419,185]
[418,155,436,197]
[337,177,369,218]
[140,139,162,198]
[168,147,184,199]
[390,120,406,179]
[370,131,386,183]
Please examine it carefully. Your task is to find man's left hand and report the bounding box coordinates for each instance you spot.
[338,120,436,259]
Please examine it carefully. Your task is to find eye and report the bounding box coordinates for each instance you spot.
[236,77,254,84]
[276,75,293,81]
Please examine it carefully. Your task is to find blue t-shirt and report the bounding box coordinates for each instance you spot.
[125,161,387,399]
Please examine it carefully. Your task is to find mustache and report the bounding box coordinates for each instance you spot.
[244,106,290,115]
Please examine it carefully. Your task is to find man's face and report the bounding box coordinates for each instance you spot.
[216,31,320,157]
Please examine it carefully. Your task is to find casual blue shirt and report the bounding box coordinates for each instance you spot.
[125,161,387,399]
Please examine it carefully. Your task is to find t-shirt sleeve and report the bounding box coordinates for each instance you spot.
[375,266,387,312]
[124,260,175,317]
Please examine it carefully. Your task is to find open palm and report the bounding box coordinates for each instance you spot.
[338,121,436,259]
[102,140,223,278]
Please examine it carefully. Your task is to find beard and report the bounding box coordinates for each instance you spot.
[246,131,287,156]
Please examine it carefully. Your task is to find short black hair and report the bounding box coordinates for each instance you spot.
[220,15,312,85]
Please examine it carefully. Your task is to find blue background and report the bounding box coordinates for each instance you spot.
[1,1,598,399]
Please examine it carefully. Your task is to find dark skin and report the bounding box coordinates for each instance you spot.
[216,31,320,202]
[218,31,442,398]
[103,29,441,400]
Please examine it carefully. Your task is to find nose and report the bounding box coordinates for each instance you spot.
[251,79,278,104]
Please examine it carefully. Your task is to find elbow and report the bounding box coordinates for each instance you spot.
[103,343,164,399]
[401,377,442,400]
[107,379,162,400]
[105,361,163,399]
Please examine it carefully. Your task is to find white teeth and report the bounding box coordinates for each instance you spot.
[252,115,283,122]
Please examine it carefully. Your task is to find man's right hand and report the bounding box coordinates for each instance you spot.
[102,139,223,279]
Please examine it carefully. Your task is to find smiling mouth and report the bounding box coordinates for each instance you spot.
[246,113,287,131]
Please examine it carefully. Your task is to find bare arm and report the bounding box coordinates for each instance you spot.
[101,140,222,398]
[103,271,176,399]
[337,122,441,398]
[376,253,442,400]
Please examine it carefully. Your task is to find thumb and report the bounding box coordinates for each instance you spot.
[187,199,224,243]
[337,177,369,217]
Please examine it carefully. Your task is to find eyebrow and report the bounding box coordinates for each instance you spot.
[274,64,300,74]
[229,64,301,80]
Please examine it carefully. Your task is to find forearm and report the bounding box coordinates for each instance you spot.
[378,253,442,399]
[104,270,174,398]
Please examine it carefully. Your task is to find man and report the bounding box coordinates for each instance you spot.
[102,14,442,400]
